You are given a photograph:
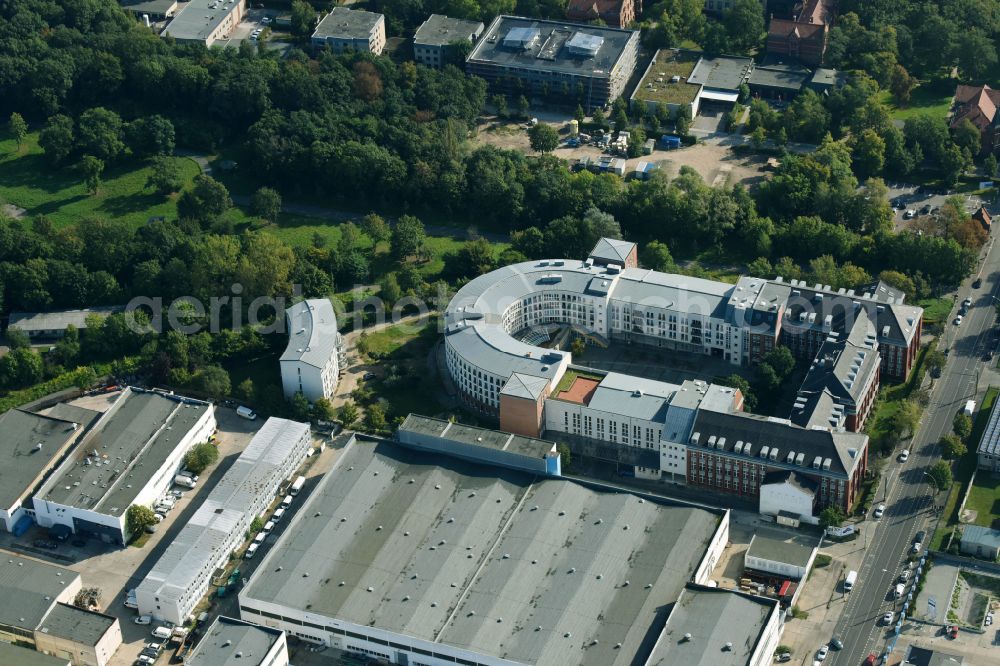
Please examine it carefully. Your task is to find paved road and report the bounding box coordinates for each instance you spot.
[831,232,1000,666]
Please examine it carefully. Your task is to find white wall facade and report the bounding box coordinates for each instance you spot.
[281,353,339,402]
[694,509,729,585]
[607,300,743,364]
[544,400,663,451]
[746,602,784,666]
[759,480,815,521]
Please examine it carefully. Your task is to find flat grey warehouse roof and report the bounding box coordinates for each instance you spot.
[467,15,638,78]
[746,532,816,568]
[399,413,555,458]
[0,409,83,510]
[313,6,383,39]
[0,642,70,666]
[187,616,284,666]
[242,440,722,666]
[41,389,211,516]
[414,14,484,46]
[36,603,117,646]
[0,551,80,632]
[162,0,240,42]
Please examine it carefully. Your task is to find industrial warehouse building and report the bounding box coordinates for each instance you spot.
[442,239,909,513]
[644,583,783,666]
[161,0,245,47]
[9,306,123,341]
[311,7,386,55]
[136,418,311,625]
[280,298,342,402]
[239,438,731,666]
[0,406,97,534]
[32,388,216,545]
[466,16,640,111]
[187,616,289,666]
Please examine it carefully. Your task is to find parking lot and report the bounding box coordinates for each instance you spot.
[211,8,290,55]
[884,182,989,231]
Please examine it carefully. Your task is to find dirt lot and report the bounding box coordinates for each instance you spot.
[474,119,769,189]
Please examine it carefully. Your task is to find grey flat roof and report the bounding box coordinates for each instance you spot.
[0,642,70,666]
[162,0,240,42]
[313,6,383,39]
[187,616,284,666]
[962,525,1000,549]
[414,14,483,46]
[977,398,1000,458]
[37,603,116,646]
[399,413,555,459]
[9,306,122,333]
[0,409,82,510]
[645,585,777,666]
[500,372,550,400]
[811,68,845,87]
[746,532,816,569]
[582,372,681,421]
[281,299,339,369]
[687,55,752,91]
[467,15,638,78]
[41,389,212,516]
[242,440,721,666]
[119,0,178,15]
[0,550,80,632]
[749,65,808,91]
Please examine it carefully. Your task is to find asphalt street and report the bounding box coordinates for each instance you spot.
[830,232,1000,666]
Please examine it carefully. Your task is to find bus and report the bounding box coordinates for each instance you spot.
[290,475,306,496]
[844,570,858,592]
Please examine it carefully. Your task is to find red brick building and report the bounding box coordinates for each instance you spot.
[766,0,832,66]
[951,84,1000,155]
[566,0,639,29]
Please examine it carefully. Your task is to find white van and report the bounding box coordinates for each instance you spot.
[894,583,906,599]
[844,570,857,592]
[253,532,266,545]
[245,543,259,559]
[290,476,306,496]
[272,508,285,523]
[281,495,293,509]
[151,626,172,640]
[236,406,257,420]
[262,521,274,534]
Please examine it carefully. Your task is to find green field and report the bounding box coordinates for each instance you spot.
[878,78,956,122]
[917,297,954,325]
[361,320,437,356]
[0,131,201,229]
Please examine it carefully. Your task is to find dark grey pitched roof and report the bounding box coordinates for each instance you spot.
[761,469,818,495]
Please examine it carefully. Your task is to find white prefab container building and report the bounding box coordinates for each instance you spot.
[136,418,311,625]
[32,388,216,545]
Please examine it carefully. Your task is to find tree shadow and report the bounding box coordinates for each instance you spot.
[98,191,165,218]
[0,153,77,195]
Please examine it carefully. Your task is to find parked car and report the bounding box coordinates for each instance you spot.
[829,637,843,650]
[140,648,159,659]
[899,570,910,583]
[973,278,983,288]
[963,297,973,308]
[873,503,885,519]
[903,209,917,219]
[775,653,791,663]
[920,204,931,214]
[882,611,894,625]
[899,449,910,462]
[864,654,878,666]
[816,645,829,661]
[144,524,157,534]
[954,315,963,325]
[363,372,377,381]
[32,539,57,550]
[134,615,152,625]
[948,625,959,639]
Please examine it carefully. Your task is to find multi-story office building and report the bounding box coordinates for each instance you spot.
[311,7,386,54]
[413,14,484,68]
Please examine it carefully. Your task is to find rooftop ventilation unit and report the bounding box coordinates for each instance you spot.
[716,437,726,450]
[822,458,832,470]
[786,451,795,464]
[812,456,823,469]
[503,27,539,49]
[707,435,717,448]
[769,448,779,461]
[566,32,604,57]
[733,441,744,454]
[743,443,752,456]
[760,446,769,459]
[795,452,805,466]
[690,432,700,445]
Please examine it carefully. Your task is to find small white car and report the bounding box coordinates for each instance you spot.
[899,449,910,462]
[954,315,963,325]
[882,611,894,625]
[817,645,829,661]
[874,503,885,519]
[963,297,973,308]
[134,615,152,625]
[899,570,910,583]
[903,209,916,219]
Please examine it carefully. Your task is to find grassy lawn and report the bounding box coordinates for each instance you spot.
[0,131,201,229]
[361,320,437,357]
[933,386,999,547]
[878,78,956,122]
[917,297,954,326]
[867,345,931,452]
[966,474,1000,529]
[359,321,445,418]
[555,368,606,394]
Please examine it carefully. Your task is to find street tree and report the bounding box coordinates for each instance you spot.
[339,402,359,427]
[927,461,953,491]
[125,504,157,538]
[819,506,845,529]
[953,412,973,440]
[939,434,967,459]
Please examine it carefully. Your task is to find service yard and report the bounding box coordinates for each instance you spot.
[474,118,769,189]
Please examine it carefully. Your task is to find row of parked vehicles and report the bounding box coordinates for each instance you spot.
[244,476,305,560]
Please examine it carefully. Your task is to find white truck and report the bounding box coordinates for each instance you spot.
[964,400,976,416]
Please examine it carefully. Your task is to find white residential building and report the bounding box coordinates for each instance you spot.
[136,418,311,625]
[311,7,386,54]
[280,299,341,402]
[32,389,216,545]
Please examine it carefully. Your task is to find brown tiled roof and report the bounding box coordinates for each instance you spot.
[973,205,992,230]
[952,84,1000,130]
[768,17,826,41]
[566,0,625,22]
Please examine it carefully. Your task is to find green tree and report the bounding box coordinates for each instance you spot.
[236,378,255,402]
[953,412,973,441]
[927,461,953,491]
[852,129,885,179]
[71,365,97,390]
[528,123,559,153]
[751,125,766,149]
[592,107,608,130]
[379,272,402,304]
[985,153,998,178]
[184,442,219,474]
[125,504,157,539]
[125,115,175,157]
[251,186,282,223]
[953,119,982,157]
[391,215,426,262]
[9,112,27,151]
[364,403,387,432]
[574,105,585,125]
[890,399,922,442]
[39,114,74,165]
[177,175,232,224]
[557,442,571,469]
[724,0,765,52]
[146,156,184,195]
[194,364,231,399]
[516,95,530,120]
[339,402,359,427]
[819,505,845,529]
[77,107,124,161]
[676,104,692,136]
[312,397,335,421]
[290,0,316,39]
[939,434,967,459]
[250,516,264,534]
[571,337,586,358]
[889,64,916,105]
[491,94,507,118]
[290,391,311,421]
[613,106,629,131]
[5,327,30,350]
[80,155,104,195]
[640,240,675,271]
[361,213,391,247]
[941,143,971,186]
[716,373,757,411]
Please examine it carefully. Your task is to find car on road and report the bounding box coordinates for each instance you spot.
[954,315,963,325]
[899,449,910,462]
[816,645,829,661]
[829,637,843,650]
[915,529,926,543]
[963,297,973,308]
[973,278,983,288]
[911,541,922,554]
[947,624,959,639]
[882,611,894,625]
[864,654,878,666]
[874,503,885,519]
[134,615,152,625]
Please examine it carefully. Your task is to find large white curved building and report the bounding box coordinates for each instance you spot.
[443,239,923,514]
[281,299,342,402]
